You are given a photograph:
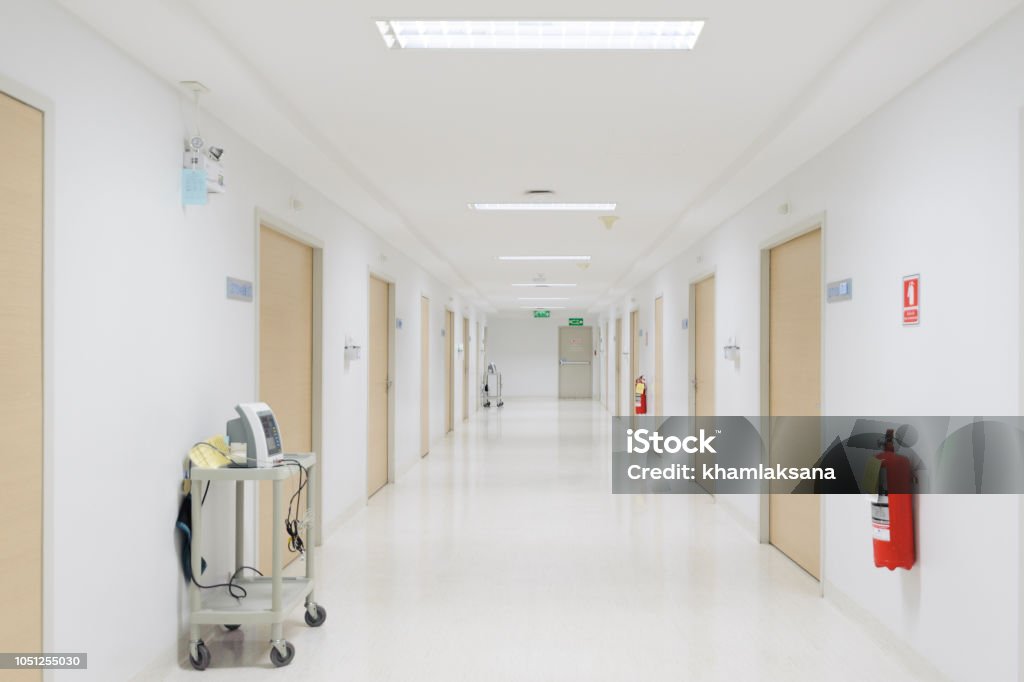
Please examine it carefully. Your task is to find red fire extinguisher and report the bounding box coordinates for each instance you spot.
[871,429,915,570]
[634,376,647,415]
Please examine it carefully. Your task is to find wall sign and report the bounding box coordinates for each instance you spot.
[827,278,853,302]
[534,310,551,319]
[903,274,920,326]
[569,317,584,326]
[182,168,208,205]
[226,277,253,302]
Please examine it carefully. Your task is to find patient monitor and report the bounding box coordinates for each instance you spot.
[226,402,283,467]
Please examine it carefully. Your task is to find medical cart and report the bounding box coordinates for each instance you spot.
[482,362,503,408]
[187,453,325,670]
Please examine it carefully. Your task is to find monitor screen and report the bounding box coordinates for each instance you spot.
[258,411,282,456]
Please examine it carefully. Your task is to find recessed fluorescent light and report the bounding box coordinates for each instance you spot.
[498,255,591,262]
[511,283,577,287]
[376,20,704,51]
[471,202,615,211]
[521,306,567,310]
[518,297,570,301]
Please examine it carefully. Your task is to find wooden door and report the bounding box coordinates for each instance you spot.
[420,296,430,457]
[445,310,454,433]
[694,277,715,417]
[476,322,483,413]
[654,296,664,415]
[693,277,716,493]
[604,322,610,408]
[259,226,313,571]
[462,316,470,420]
[630,310,640,413]
[0,91,43,677]
[614,318,622,416]
[768,228,822,578]
[367,276,390,497]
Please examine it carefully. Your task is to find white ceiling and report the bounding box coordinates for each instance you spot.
[59,0,1022,313]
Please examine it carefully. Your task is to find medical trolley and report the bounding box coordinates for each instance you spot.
[187,453,326,670]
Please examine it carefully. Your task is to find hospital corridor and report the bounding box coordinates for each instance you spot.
[136,400,937,681]
[2,1,1024,681]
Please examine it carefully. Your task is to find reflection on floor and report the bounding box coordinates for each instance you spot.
[144,399,934,681]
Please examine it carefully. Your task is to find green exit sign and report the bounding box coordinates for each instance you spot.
[569,317,584,326]
[533,310,551,318]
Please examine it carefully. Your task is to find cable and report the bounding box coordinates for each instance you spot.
[184,451,310,601]
[190,565,263,600]
[189,441,228,505]
[277,459,309,556]
[188,442,262,600]
[188,471,263,599]
[279,459,308,555]
[192,441,228,456]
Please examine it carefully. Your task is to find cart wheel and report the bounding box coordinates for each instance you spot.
[189,641,211,671]
[270,642,295,668]
[224,624,240,631]
[304,604,327,627]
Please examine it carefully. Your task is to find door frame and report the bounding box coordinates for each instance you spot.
[0,75,55,661]
[653,294,664,416]
[629,308,640,414]
[687,269,716,418]
[757,212,827,592]
[444,308,455,433]
[366,271,397,498]
[614,317,623,416]
[421,294,431,456]
[1018,113,1024,677]
[254,209,324,546]
[603,321,609,408]
[462,315,470,421]
[476,321,483,413]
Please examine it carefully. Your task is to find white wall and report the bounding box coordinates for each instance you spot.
[0,1,481,679]
[603,8,1024,680]
[487,312,596,398]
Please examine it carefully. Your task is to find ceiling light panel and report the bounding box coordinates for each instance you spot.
[498,256,591,262]
[376,20,704,51]
[521,306,567,310]
[518,297,570,300]
[470,202,616,211]
[511,283,577,287]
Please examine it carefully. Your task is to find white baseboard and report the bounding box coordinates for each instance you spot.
[717,496,759,538]
[396,451,421,478]
[823,579,949,681]
[323,497,366,538]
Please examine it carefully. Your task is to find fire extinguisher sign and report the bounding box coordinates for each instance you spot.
[902,274,920,326]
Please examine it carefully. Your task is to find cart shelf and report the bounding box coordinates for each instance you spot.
[191,577,313,625]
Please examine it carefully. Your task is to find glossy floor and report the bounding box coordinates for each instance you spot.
[145,399,934,681]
